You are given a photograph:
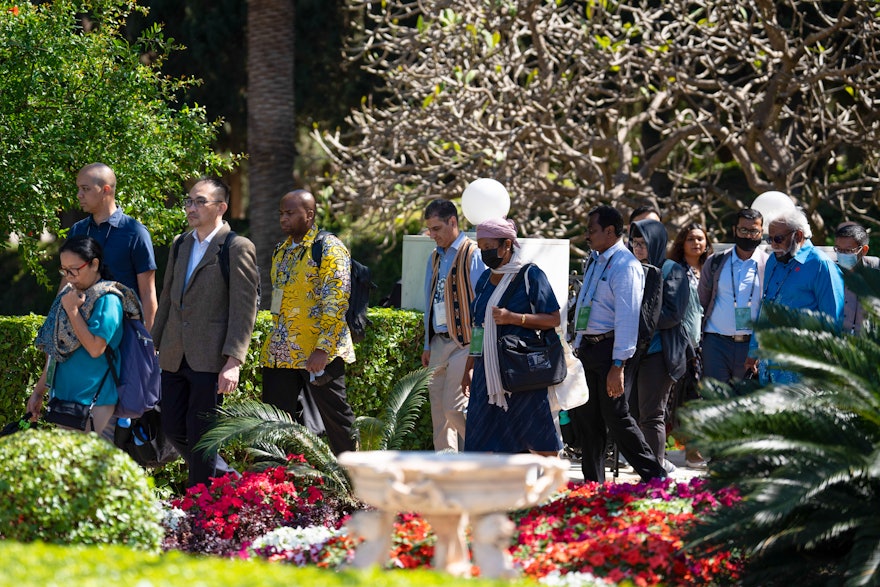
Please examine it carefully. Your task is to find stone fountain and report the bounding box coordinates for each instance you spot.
[337,451,569,578]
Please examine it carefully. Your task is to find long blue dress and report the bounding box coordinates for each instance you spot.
[464,264,562,453]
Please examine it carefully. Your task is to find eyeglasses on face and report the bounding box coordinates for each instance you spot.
[735,226,762,238]
[834,245,862,255]
[58,260,90,278]
[631,240,648,250]
[765,230,794,245]
[183,198,223,208]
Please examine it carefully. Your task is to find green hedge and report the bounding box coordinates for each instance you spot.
[0,308,431,450]
[0,540,528,586]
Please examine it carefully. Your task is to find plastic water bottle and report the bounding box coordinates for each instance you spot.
[133,424,145,446]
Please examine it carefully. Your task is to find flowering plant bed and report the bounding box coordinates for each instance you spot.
[162,461,743,585]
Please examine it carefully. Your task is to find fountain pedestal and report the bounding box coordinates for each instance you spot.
[338,451,568,578]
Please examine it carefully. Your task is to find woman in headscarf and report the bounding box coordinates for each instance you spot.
[27,235,126,433]
[461,217,562,455]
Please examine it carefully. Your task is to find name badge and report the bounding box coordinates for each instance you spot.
[469,327,484,356]
[271,287,284,315]
[734,306,751,331]
[575,306,592,331]
[433,301,447,328]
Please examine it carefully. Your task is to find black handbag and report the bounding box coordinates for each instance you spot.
[114,407,180,468]
[44,368,110,431]
[495,264,567,393]
[45,397,94,431]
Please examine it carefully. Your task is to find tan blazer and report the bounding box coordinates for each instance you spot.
[152,222,259,373]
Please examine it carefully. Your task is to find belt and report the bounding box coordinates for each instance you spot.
[580,331,614,345]
[708,332,751,343]
[435,332,451,339]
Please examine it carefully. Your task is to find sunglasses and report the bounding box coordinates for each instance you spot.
[765,230,794,245]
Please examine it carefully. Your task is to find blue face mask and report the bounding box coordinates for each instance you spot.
[837,252,859,270]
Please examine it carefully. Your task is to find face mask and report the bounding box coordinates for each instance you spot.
[773,236,799,263]
[837,252,859,271]
[734,236,762,252]
[481,247,504,269]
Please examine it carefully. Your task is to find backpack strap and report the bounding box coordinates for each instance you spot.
[312,230,330,267]
[174,230,237,289]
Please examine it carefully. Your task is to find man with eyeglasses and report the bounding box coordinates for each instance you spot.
[68,163,157,330]
[748,208,844,381]
[421,199,485,451]
[698,208,769,383]
[152,177,259,487]
[834,222,879,335]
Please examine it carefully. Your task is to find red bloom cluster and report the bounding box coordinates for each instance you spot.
[389,512,436,569]
[173,465,324,542]
[510,478,743,585]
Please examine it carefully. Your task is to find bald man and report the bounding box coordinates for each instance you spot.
[259,190,356,454]
[68,162,157,330]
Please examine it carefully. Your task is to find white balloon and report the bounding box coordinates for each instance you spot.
[461,178,511,225]
[752,191,796,230]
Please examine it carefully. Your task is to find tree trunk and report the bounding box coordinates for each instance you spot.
[247,0,296,308]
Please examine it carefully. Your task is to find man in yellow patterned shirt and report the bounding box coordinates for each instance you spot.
[260,189,356,454]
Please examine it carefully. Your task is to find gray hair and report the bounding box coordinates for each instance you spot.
[771,208,812,239]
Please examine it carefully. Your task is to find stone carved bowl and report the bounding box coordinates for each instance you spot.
[338,451,569,514]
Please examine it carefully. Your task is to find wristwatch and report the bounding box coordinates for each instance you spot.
[612,359,625,368]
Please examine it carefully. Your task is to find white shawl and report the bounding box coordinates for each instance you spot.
[481,251,526,411]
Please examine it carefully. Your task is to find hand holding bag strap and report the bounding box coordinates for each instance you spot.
[497,263,557,341]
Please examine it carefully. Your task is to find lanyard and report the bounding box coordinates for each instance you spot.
[763,261,795,302]
[579,252,616,309]
[731,255,757,308]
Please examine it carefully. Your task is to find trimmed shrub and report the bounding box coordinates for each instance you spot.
[0,314,46,421]
[0,428,163,551]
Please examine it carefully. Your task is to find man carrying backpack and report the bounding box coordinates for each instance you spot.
[152,177,260,487]
[260,189,356,455]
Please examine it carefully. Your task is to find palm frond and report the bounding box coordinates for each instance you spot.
[381,366,433,450]
[352,416,384,451]
[196,400,353,499]
[680,290,880,585]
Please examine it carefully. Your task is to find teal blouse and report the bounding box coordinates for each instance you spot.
[50,293,123,406]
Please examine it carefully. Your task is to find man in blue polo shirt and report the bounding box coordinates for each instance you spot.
[749,207,844,382]
[67,163,158,329]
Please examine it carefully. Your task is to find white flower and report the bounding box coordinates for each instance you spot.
[162,506,187,533]
[250,525,340,553]
[539,570,613,587]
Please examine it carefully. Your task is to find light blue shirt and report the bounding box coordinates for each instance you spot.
[704,250,762,336]
[422,232,486,349]
[573,240,644,361]
[750,240,845,357]
[184,224,223,288]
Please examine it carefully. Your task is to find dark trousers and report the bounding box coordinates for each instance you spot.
[160,358,224,488]
[569,337,665,482]
[262,357,356,455]
[702,332,749,384]
[630,351,674,463]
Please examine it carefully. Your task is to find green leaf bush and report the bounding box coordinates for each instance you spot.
[0,428,163,550]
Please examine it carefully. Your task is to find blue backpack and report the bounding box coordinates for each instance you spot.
[104,296,161,419]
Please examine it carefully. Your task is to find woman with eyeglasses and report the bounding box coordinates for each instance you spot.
[27,235,124,433]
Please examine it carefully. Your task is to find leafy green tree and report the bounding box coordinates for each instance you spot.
[316,0,880,246]
[0,0,236,283]
[681,267,880,586]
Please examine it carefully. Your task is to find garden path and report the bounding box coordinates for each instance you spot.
[565,449,705,484]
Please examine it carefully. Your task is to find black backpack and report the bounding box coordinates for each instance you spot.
[312,230,375,343]
[637,263,663,355]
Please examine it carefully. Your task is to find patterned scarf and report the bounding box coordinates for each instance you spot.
[35,280,142,363]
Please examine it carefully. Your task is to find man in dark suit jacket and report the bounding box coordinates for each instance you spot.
[153,177,259,487]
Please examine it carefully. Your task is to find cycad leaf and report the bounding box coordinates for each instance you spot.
[382,366,433,450]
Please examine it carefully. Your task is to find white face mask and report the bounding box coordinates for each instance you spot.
[837,252,859,270]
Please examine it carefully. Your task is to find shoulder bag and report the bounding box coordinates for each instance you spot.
[496,264,567,393]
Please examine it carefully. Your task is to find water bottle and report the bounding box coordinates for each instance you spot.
[133,423,146,446]
[117,418,131,428]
